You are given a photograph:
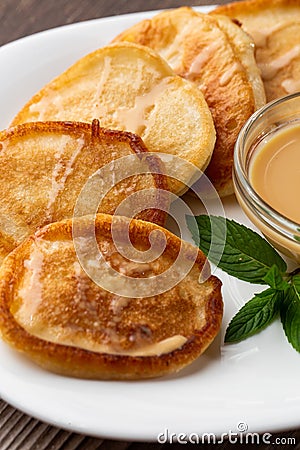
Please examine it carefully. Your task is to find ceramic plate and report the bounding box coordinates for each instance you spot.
[0,6,299,442]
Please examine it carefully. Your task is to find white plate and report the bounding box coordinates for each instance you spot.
[0,6,300,442]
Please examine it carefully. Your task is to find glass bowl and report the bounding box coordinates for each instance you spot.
[233,92,300,263]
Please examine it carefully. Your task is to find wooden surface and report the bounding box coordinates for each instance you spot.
[0,1,299,449]
[0,0,231,47]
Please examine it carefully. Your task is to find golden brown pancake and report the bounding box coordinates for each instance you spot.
[0,214,223,379]
[212,0,300,102]
[212,14,266,110]
[0,120,168,263]
[114,7,265,196]
[11,42,216,195]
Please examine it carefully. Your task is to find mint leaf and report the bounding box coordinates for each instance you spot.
[280,276,300,352]
[225,288,282,343]
[294,228,300,242]
[292,274,300,291]
[262,265,289,290]
[186,215,287,284]
[186,214,201,247]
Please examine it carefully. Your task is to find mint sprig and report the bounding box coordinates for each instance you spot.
[186,215,287,284]
[280,275,300,352]
[262,264,289,290]
[225,288,282,343]
[186,215,300,352]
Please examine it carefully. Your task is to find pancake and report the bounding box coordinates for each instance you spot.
[114,7,265,196]
[0,214,223,379]
[11,42,216,195]
[0,120,167,263]
[212,0,300,102]
[212,14,266,110]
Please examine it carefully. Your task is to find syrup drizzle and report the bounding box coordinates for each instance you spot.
[45,135,85,222]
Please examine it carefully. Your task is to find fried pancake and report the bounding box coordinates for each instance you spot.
[114,7,264,196]
[11,42,216,195]
[212,0,300,102]
[212,14,266,110]
[0,214,223,379]
[0,120,168,263]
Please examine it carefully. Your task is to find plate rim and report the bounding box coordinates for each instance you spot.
[0,5,300,442]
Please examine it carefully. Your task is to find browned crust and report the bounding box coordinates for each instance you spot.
[0,120,168,228]
[212,0,300,16]
[0,215,223,380]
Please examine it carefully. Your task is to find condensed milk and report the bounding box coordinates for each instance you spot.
[233,92,300,262]
[249,123,300,224]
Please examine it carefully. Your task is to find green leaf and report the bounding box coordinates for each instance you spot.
[225,288,282,343]
[292,274,300,291]
[186,215,287,284]
[280,276,300,352]
[294,228,300,242]
[186,214,202,248]
[262,265,289,290]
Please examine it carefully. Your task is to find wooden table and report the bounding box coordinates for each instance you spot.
[0,1,299,449]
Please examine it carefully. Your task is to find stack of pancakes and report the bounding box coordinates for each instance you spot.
[0,0,297,379]
[0,33,222,380]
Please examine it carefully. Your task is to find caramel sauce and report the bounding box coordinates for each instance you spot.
[115,78,171,134]
[17,245,44,325]
[45,136,85,221]
[281,78,300,95]
[219,62,240,87]
[188,41,220,75]
[29,330,187,357]
[258,45,300,81]
[246,23,285,48]
[249,123,300,224]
